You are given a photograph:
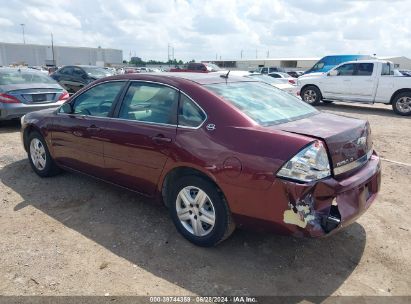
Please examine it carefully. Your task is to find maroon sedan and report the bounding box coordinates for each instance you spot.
[20,73,381,247]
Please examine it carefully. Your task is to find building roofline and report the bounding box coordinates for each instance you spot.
[0,41,121,51]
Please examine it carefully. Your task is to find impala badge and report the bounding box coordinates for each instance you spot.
[206,124,216,131]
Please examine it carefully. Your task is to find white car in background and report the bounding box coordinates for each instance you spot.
[298,60,411,116]
[267,72,297,85]
[228,71,298,96]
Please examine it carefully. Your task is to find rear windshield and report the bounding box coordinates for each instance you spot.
[205,82,318,126]
[0,69,56,85]
[82,67,112,78]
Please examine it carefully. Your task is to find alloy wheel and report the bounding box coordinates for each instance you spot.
[176,186,216,237]
[30,138,47,171]
[396,96,411,114]
[303,89,317,103]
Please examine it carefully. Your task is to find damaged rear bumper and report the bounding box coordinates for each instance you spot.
[279,152,381,237]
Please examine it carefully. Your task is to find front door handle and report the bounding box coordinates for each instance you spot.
[86,125,101,132]
[152,135,172,143]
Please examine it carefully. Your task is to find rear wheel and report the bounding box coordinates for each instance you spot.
[28,131,61,177]
[168,175,235,247]
[301,86,322,106]
[392,92,411,116]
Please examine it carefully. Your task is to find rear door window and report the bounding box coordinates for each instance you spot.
[118,82,179,124]
[354,63,373,76]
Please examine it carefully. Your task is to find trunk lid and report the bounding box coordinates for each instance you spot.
[273,112,372,174]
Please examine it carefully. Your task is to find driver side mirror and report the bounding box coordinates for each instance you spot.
[328,70,338,76]
[60,102,73,114]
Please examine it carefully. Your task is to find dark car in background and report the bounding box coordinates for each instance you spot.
[21,73,381,247]
[0,68,69,121]
[50,65,113,93]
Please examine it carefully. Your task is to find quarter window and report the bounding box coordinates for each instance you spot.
[178,94,206,128]
[69,81,125,116]
[119,82,179,124]
[381,63,394,75]
[335,63,355,76]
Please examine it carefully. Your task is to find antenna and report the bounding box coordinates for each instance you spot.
[220,70,230,79]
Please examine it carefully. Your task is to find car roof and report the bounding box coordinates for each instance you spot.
[340,59,392,65]
[104,72,258,85]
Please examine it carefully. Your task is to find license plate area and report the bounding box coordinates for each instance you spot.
[32,94,47,102]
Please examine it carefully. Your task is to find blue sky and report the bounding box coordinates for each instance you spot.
[0,0,410,61]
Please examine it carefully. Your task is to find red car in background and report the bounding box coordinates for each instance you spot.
[20,72,381,247]
[170,62,221,72]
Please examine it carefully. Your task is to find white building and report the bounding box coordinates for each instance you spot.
[208,56,411,71]
[0,42,123,67]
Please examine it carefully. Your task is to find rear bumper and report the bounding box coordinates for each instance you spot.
[0,102,64,121]
[229,151,381,237]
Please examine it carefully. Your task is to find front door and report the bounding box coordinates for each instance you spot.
[102,81,179,196]
[51,81,126,177]
[321,63,355,100]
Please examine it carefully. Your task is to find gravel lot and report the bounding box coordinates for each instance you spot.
[0,102,410,297]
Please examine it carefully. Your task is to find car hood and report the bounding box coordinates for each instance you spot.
[272,112,372,173]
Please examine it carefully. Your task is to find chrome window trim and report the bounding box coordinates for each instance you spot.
[333,149,373,175]
[56,79,208,130]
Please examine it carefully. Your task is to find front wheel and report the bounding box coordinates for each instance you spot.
[392,92,411,116]
[169,176,235,247]
[28,131,61,177]
[301,86,322,105]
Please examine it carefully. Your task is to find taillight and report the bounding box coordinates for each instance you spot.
[288,79,296,84]
[58,91,70,101]
[0,93,20,103]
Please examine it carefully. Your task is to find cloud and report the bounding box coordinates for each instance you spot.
[0,17,13,27]
[0,0,410,61]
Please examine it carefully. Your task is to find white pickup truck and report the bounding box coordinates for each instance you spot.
[298,60,411,116]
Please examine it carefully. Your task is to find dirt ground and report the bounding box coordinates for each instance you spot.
[0,102,410,297]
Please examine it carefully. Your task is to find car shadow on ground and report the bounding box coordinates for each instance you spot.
[318,102,410,118]
[2,159,366,297]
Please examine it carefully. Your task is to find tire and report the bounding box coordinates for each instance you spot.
[301,86,322,105]
[392,92,411,116]
[322,100,334,104]
[28,131,61,177]
[168,175,235,247]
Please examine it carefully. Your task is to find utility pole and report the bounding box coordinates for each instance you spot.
[240,49,243,59]
[172,47,174,61]
[167,43,170,62]
[51,32,55,66]
[267,50,269,58]
[20,23,25,44]
[256,49,258,59]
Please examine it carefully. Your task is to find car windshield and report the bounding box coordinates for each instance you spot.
[205,82,318,126]
[205,63,221,72]
[82,67,112,78]
[0,69,56,85]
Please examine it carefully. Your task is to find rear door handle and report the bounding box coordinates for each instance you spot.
[86,125,101,132]
[152,135,172,143]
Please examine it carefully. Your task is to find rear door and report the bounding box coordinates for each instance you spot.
[102,81,179,196]
[51,81,126,177]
